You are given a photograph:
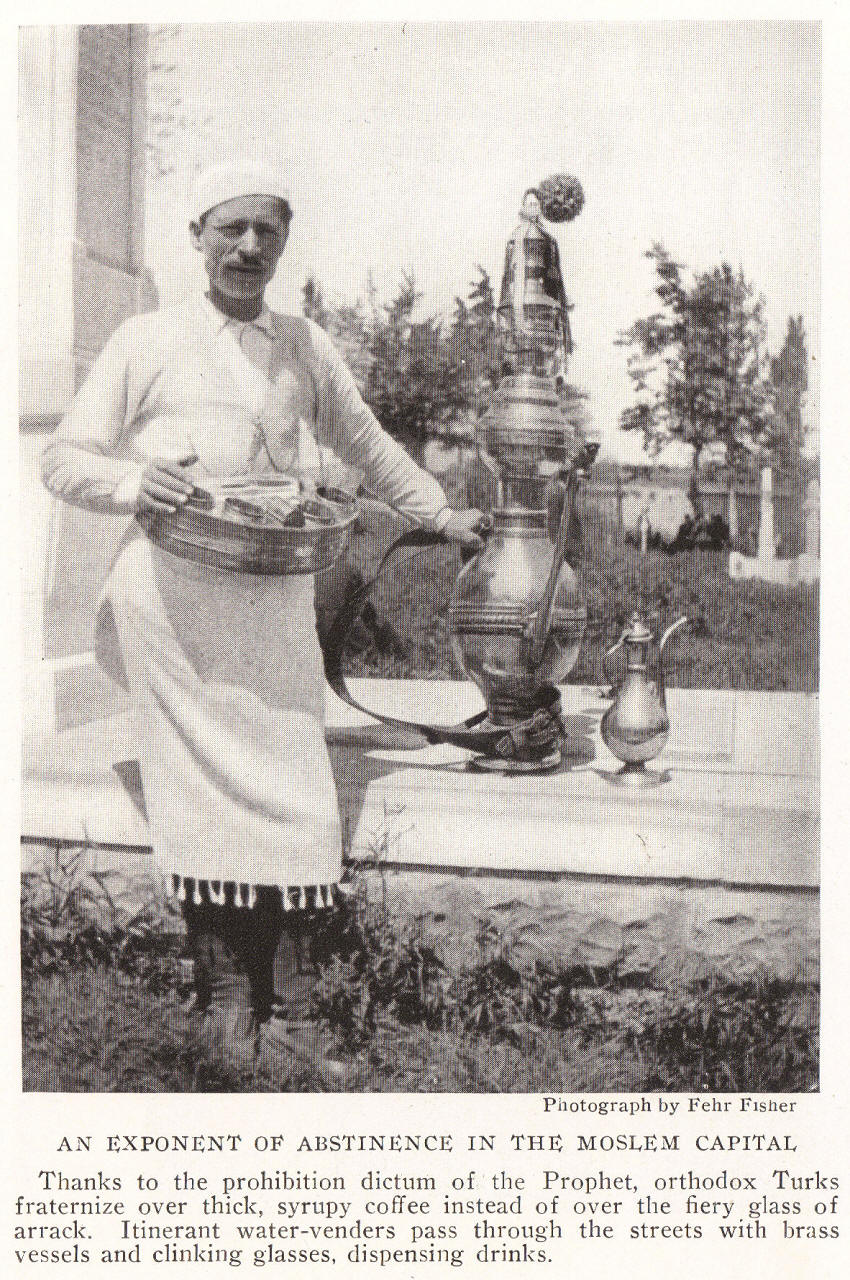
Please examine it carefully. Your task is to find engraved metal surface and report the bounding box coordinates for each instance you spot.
[137,490,357,575]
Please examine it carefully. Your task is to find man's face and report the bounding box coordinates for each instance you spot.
[191,194,290,309]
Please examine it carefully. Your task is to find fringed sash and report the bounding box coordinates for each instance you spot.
[172,875,340,911]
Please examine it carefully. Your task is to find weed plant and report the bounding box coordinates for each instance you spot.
[21,853,818,1093]
[310,874,817,1092]
[22,844,179,992]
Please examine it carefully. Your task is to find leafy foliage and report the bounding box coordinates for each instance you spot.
[21,845,179,991]
[617,244,690,451]
[686,263,773,470]
[770,315,809,474]
[306,266,588,458]
[302,275,330,329]
[359,273,467,460]
[617,245,776,520]
[309,868,817,1092]
[634,974,817,1092]
[447,266,502,419]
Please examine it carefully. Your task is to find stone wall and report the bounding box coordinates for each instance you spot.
[19,24,151,423]
[19,25,152,671]
[72,24,150,387]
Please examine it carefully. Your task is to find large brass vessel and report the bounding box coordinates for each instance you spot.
[447,180,593,771]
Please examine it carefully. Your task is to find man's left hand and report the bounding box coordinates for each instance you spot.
[442,508,487,552]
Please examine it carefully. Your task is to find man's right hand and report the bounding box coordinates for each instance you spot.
[136,455,198,514]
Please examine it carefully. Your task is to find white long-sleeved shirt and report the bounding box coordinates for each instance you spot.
[41,295,452,532]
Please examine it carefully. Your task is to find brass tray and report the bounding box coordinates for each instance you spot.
[137,484,358,575]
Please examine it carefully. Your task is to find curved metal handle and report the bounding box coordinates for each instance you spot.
[525,475,576,667]
[458,513,493,565]
[654,616,688,696]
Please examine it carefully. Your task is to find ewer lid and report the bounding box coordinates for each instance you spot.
[624,612,653,644]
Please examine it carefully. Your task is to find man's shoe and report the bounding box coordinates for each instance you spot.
[188,979,259,1078]
[261,1017,352,1089]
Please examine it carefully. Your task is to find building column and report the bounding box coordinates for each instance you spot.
[18,25,79,423]
[20,25,151,731]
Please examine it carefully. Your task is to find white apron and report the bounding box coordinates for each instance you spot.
[99,317,342,906]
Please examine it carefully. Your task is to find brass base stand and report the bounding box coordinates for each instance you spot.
[602,762,671,788]
[467,748,563,775]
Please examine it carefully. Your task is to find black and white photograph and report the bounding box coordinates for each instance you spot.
[19,18,819,1098]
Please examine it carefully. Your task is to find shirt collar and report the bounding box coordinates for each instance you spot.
[198,293,277,337]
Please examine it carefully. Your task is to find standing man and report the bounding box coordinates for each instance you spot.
[42,162,482,1082]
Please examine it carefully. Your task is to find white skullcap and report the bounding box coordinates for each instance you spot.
[189,162,292,223]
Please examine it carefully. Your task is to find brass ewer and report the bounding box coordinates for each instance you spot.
[600,613,688,787]
[447,179,593,772]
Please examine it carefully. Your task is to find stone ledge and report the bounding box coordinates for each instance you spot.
[349,867,819,985]
[20,844,818,987]
[22,673,818,892]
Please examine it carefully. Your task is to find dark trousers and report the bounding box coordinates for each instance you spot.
[181,891,318,1023]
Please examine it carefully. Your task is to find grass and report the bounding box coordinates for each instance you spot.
[21,856,818,1094]
[340,503,818,691]
[21,965,643,1093]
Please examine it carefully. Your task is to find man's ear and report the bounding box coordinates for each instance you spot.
[189,221,204,252]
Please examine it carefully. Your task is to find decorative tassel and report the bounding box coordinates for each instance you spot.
[246,885,257,909]
[175,877,187,903]
[192,880,203,906]
[299,886,307,910]
[210,881,225,906]
[282,887,293,911]
[235,883,244,908]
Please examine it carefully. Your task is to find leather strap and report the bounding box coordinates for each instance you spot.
[317,526,568,762]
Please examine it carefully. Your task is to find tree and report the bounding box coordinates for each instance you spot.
[361,273,466,460]
[684,263,773,539]
[770,315,809,551]
[307,273,465,451]
[468,264,496,329]
[616,243,690,459]
[307,262,590,468]
[326,298,373,389]
[618,245,774,535]
[452,296,470,332]
[770,315,808,473]
[448,266,501,418]
[302,275,329,329]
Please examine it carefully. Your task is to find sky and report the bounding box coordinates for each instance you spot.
[146,20,820,458]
